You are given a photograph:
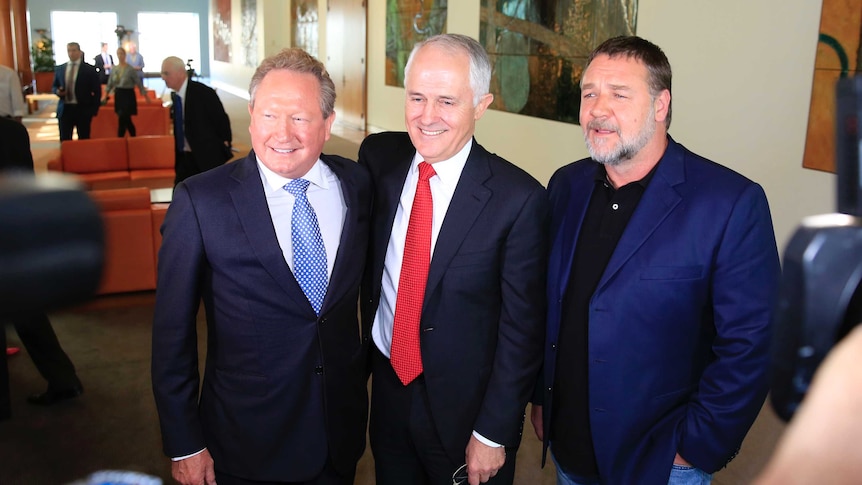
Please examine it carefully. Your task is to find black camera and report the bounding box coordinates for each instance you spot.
[770,75,862,421]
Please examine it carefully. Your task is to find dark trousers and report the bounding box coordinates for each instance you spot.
[9,313,80,390]
[370,349,517,485]
[214,458,354,485]
[58,104,93,141]
[118,113,136,137]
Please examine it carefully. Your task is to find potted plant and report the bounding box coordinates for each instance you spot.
[31,29,56,94]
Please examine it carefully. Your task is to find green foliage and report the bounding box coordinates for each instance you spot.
[31,34,56,73]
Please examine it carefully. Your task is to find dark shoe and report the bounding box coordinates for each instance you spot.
[27,384,84,406]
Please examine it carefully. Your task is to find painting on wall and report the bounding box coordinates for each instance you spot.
[479,0,637,124]
[213,0,231,62]
[802,0,862,172]
[292,0,319,59]
[385,0,448,87]
[240,0,258,68]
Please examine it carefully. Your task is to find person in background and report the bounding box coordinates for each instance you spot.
[101,47,151,137]
[360,33,548,485]
[52,42,101,141]
[0,64,26,123]
[94,42,113,84]
[531,35,780,485]
[152,48,371,485]
[125,42,145,83]
[160,56,232,185]
[0,116,84,419]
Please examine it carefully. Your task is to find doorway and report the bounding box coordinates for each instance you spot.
[326,0,367,132]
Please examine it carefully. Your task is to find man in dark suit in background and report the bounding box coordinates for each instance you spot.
[152,48,371,485]
[531,36,780,485]
[52,42,101,141]
[360,33,548,485]
[0,116,84,420]
[93,42,113,84]
[160,56,232,185]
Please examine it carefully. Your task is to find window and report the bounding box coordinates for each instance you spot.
[137,12,201,77]
[50,11,118,65]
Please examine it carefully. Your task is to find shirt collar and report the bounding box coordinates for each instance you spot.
[256,156,331,193]
[412,138,473,189]
[176,78,189,100]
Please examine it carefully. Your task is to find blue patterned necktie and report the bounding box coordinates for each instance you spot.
[284,179,328,315]
[172,92,184,152]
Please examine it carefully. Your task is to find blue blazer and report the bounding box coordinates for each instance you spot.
[52,61,101,118]
[359,132,548,463]
[151,152,371,481]
[538,137,780,484]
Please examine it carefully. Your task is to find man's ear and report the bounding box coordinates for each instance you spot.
[474,93,494,121]
[654,89,671,123]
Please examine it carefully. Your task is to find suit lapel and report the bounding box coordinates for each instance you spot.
[550,169,595,300]
[425,141,492,295]
[597,143,685,290]
[228,153,310,310]
[320,154,360,312]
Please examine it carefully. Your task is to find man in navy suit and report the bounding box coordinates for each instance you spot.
[531,36,781,485]
[93,42,113,84]
[52,42,101,140]
[151,48,371,485]
[360,34,548,485]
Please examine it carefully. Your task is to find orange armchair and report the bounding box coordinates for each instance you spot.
[47,138,129,183]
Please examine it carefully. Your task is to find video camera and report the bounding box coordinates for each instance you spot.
[770,75,862,421]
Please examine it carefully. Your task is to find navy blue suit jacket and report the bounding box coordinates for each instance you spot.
[52,61,101,118]
[151,152,371,481]
[538,137,780,484]
[359,132,548,463]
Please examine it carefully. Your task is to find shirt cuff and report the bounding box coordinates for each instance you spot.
[472,431,503,448]
[172,448,206,461]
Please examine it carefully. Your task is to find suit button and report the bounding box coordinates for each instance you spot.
[551,343,557,350]
[547,386,552,393]
[314,366,324,375]
[319,317,327,324]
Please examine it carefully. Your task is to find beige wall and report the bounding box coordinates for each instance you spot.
[366,0,836,253]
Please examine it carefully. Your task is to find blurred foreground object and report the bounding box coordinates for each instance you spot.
[0,172,103,316]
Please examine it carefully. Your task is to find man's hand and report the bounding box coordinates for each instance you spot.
[465,435,506,485]
[172,449,216,485]
[530,404,543,441]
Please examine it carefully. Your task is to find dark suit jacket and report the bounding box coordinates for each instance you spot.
[93,53,113,83]
[151,152,371,481]
[0,116,34,171]
[359,132,548,463]
[538,136,780,484]
[177,80,232,170]
[52,61,101,118]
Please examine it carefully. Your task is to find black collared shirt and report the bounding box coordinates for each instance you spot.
[550,162,656,477]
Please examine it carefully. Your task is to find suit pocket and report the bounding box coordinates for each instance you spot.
[640,265,703,280]
[213,368,268,397]
[448,247,497,269]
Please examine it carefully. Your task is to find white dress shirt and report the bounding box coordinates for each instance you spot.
[0,65,25,118]
[258,157,346,280]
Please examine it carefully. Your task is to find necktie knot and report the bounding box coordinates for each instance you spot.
[418,161,436,182]
[284,178,311,196]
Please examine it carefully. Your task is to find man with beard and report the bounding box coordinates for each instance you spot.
[530,36,780,485]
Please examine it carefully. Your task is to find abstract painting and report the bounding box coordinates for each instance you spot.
[213,0,231,62]
[385,0,448,87]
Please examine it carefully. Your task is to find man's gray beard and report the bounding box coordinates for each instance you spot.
[584,115,656,167]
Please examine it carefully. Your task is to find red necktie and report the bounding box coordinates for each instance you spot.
[391,161,436,385]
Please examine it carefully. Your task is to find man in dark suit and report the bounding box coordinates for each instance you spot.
[0,117,84,420]
[360,34,547,485]
[52,42,101,141]
[93,42,113,84]
[531,36,781,485]
[152,48,370,485]
[160,56,232,185]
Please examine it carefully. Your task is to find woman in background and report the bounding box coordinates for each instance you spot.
[101,47,150,137]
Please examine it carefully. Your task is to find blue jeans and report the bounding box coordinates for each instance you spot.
[551,450,712,485]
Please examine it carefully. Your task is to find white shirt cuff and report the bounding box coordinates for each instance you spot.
[172,448,205,461]
[472,431,504,448]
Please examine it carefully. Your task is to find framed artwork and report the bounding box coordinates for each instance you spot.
[480,0,638,124]
[240,0,258,68]
[385,0,448,87]
[292,0,319,58]
[802,0,862,172]
[213,0,232,62]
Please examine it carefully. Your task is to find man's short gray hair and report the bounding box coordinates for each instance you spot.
[248,48,336,119]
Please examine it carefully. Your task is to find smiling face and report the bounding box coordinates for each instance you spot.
[579,54,669,167]
[248,69,334,178]
[404,45,492,164]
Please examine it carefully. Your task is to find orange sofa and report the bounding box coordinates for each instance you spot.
[91,103,171,139]
[88,187,169,295]
[47,136,175,184]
